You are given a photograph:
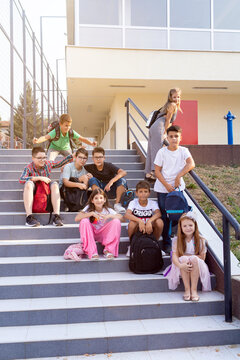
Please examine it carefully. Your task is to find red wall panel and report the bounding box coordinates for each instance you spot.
[174,100,198,145]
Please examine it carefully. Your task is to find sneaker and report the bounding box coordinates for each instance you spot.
[126,245,130,257]
[25,214,40,227]
[53,214,64,226]
[114,203,126,214]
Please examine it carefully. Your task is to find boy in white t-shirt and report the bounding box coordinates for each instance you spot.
[154,125,195,254]
[125,181,163,243]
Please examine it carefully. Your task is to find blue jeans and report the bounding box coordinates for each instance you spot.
[88,177,127,199]
[157,192,171,250]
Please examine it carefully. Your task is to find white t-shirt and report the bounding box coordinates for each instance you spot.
[82,206,116,229]
[127,198,159,224]
[154,146,191,193]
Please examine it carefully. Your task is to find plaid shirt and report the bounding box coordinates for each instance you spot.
[19,155,73,184]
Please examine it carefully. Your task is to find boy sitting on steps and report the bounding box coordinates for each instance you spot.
[124,180,163,256]
[19,146,73,227]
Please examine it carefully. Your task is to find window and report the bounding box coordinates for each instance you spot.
[170,0,210,28]
[79,0,121,25]
[214,0,240,30]
[214,32,240,51]
[125,29,167,49]
[79,27,122,48]
[170,30,211,50]
[127,0,167,27]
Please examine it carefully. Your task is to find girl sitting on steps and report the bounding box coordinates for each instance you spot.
[164,212,211,301]
[75,188,122,260]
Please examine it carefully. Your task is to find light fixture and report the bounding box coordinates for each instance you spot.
[192,86,228,90]
[109,85,146,88]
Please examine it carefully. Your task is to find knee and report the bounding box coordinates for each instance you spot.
[180,256,189,264]
[189,256,198,266]
[80,218,90,225]
[112,218,121,226]
[155,218,164,229]
[24,181,34,192]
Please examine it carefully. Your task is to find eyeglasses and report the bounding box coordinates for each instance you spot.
[35,156,47,160]
[77,156,87,161]
[93,156,104,160]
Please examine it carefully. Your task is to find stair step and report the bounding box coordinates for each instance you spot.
[0,169,144,179]
[0,223,129,240]
[0,291,224,327]
[14,345,240,360]
[0,149,138,155]
[0,315,239,360]
[0,272,216,299]
[0,254,170,276]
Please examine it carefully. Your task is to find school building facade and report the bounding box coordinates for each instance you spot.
[66,0,240,149]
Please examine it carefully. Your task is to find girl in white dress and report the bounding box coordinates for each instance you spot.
[164,212,211,301]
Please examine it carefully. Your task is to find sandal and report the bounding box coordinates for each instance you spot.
[103,251,114,260]
[191,295,200,302]
[145,173,156,182]
[91,254,99,261]
[183,294,191,301]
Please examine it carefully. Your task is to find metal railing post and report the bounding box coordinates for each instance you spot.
[22,10,27,148]
[40,16,44,135]
[52,75,55,121]
[10,0,14,148]
[125,100,130,149]
[47,64,50,125]
[32,33,37,138]
[222,215,232,322]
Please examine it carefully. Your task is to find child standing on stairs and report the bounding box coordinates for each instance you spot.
[75,188,122,260]
[164,212,211,301]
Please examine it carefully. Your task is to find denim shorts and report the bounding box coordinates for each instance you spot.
[88,177,127,199]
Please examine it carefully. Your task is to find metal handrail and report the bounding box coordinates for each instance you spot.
[125,97,240,323]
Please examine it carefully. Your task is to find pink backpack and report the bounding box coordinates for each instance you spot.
[63,243,84,261]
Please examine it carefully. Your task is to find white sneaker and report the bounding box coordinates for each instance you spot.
[114,203,126,214]
[126,245,130,257]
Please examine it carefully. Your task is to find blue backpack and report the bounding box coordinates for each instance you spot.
[165,189,192,235]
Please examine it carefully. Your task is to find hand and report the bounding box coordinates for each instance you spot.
[138,220,146,233]
[104,181,113,192]
[39,176,51,184]
[145,221,153,234]
[33,137,38,144]
[174,176,181,188]
[78,183,87,190]
[92,141,97,147]
[165,183,175,192]
[87,173,93,179]
[181,262,192,272]
[78,175,88,183]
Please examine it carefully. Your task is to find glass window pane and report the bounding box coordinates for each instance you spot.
[214,32,240,51]
[129,0,167,27]
[170,0,210,28]
[214,0,240,30]
[125,29,167,49]
[170,30,211,50]
[79,0,121,25]
[78,27,122,48]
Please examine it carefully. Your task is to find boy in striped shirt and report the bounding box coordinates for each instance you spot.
[19,146,73,227]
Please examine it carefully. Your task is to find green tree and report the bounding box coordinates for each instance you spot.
[14,81,43,147]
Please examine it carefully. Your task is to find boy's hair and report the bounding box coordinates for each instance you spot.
[59,114,72,125]
[167,125,182,135]
[75,147,88,158]
[92,147,105,156]
[136,180,150,192]
[32,146,45,157]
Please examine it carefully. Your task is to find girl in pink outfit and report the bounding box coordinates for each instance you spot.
[75,188,122,260]
[164,212,211,301]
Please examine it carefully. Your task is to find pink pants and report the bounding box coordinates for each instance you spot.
[79,218,121,259]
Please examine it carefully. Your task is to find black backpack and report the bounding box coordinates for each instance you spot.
[165,189,192,235]
[129,230,163,274]
[146,109,161,129]
[60,177,88,212]
[120,190,135,209]
[47,121,76,150]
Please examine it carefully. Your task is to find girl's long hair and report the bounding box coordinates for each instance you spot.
[176,213,202,256]
[160,88,182,115]
[87,188,110,213]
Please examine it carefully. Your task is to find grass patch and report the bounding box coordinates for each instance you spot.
[184,165,240,261]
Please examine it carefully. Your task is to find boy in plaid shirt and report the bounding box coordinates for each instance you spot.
[19,146,73,227]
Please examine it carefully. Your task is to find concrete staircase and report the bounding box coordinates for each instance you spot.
[0,148,239,360]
